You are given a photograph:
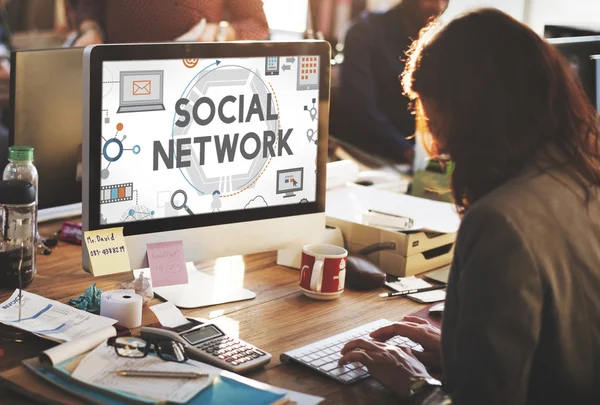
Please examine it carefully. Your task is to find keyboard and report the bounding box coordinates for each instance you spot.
[280,319,423,385]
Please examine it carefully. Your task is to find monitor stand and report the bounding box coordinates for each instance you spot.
[132,261,256,309]
[283,192,296,198]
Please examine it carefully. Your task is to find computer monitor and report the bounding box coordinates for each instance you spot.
[82,41,330,272]
[10,47,85,221]
[549,36,600,108]
[595,56,600,112]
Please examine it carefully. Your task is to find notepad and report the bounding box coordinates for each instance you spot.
[407,289,446,304]
[385,276,432,293]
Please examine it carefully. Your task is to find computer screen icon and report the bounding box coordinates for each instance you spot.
[276,168,304,198]
[117,70,165,113]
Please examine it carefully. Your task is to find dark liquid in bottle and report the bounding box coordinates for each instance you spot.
[0,247,34,289]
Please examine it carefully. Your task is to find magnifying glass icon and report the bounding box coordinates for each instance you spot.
[170,190,194,215]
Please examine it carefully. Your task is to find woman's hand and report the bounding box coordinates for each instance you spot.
[371,316,443,373]
[339,338,432,398]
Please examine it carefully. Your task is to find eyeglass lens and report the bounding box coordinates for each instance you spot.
[155,339,188,362]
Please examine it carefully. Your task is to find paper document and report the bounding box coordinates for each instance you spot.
[326,185,461,233]
[0,290,117,343]
[385,276,432,293]
[41,326,116,366]
[72,343,219,403]
[149,301,189,328]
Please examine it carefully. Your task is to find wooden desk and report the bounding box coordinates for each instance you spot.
[0,220,429,404]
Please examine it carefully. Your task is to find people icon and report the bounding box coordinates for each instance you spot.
[211,190,221,212]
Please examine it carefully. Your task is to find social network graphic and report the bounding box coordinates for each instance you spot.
[101,56,320,224]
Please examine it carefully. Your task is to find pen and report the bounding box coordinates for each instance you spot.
[116,370,209,379]
[368,209,412,220]
[379,285,446,298]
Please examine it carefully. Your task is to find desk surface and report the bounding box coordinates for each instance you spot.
[0,220,430,404]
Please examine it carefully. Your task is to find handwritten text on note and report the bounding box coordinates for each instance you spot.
[146,241,188,288]
[84,227,131,276]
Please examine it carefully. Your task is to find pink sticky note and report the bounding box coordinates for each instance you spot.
[147,241,189,287]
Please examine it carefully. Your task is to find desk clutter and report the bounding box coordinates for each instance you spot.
[0,291,322,405]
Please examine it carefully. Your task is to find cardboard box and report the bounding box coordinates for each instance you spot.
[326,216,455,276]
[325,185,460,277]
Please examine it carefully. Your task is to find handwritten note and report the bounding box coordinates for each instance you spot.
[146,241,188,287]
[84,227,131,276]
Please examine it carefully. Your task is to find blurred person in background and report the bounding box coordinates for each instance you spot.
[336,0,449,163]
[73,0,269,45]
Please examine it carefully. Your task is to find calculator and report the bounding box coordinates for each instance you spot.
[140,318,271,374]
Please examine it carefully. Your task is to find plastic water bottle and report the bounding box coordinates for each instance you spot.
[3,146,38,234]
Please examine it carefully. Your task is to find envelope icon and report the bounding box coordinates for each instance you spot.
[132,80,151,96]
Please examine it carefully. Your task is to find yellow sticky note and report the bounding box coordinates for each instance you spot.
[84,227,131,276]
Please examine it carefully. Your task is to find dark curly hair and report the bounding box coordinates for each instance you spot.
[402,8,600,214]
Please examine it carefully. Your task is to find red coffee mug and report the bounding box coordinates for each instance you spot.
[300,244,348,300]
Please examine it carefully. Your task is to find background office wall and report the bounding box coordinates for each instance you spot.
[366,0,600,34]
[365,0,525,19]
[524,0,600,34]
[443,0,525,21]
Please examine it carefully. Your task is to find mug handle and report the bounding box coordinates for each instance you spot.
[310,257,324,292]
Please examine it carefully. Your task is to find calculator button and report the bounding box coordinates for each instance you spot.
[218,355,226,360]
[253,349,266,356]
[212,352,219,356]
[251,354,260,359]
[226,357,234,363]
[238,358,247,364]
[231,361,239,366]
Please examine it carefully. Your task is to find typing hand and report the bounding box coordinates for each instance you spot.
[370,317,443,374]
[338,338,431,399]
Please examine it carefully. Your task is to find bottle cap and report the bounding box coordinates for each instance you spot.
[0,180,35,205]
[8,146,34,162]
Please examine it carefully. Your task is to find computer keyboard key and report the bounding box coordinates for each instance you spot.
[320,361,341,372]
[311,359,327,367]
[330,365,352,376]
[339,373,355,382]
[346,370,365,379]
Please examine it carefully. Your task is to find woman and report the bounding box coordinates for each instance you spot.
[339,9,600,405]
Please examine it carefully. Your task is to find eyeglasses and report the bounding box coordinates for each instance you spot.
[107,336,188,363]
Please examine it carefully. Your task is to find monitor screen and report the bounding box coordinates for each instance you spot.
[100,56,320,225]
